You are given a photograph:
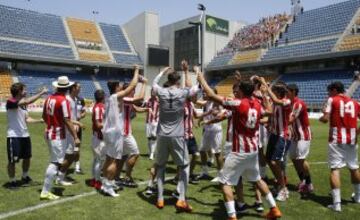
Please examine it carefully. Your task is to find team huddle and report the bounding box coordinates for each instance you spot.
[5,61,360,220]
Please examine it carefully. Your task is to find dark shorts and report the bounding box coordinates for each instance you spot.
[7,137,32,163]
[266,134,290,162]
[77,128,83,141]
[186,137,198,155]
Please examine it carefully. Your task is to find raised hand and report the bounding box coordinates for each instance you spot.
[181,60,189,72]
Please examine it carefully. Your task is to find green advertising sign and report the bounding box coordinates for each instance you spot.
[206,15,229,36]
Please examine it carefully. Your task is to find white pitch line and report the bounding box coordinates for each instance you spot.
[0,173,198,219]
[0,162,331,219]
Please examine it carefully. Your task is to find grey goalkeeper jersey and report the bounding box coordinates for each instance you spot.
[156,87,193,137]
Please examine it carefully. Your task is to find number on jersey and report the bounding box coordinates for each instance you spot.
[246,108,258,129]
[340,100,355,118]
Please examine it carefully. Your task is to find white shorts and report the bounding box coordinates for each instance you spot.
[65,136,79,155]
[47,139,67,164]
[219,152,261,185]
[223,142,232,159]
[92,135,106,160]
[328,143,359,170]
[123,135,140,156]
[288,140,310,160]
[200,130,223,153]
[106,135,124,160]
[146,123,158,138]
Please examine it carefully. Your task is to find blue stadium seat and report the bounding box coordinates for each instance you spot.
[279,0,360,44]
[112,53,142,65]
[95,72,132,95]
[279,70,354,105]
[207,53,234,68]
[0,5,70,45]
[0,39,74,60]
[99,23,132,53]
[17,70,96,99]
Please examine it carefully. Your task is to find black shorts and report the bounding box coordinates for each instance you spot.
[7,137,32,163]
[77,128,83,141]
[186,137,198,155]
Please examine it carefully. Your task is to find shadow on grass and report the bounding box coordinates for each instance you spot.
[301,192,353,207]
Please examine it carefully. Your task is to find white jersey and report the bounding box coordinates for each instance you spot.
[204,101,222,132]
[6,98,29,137]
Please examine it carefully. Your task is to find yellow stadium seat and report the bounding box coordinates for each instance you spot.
[78,52,111,62]
[230,49,262,65]
[0,71,13,99]
[66,18,102,43]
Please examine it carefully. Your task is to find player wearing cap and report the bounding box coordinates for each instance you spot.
[6,83,47,189]
[40,76,80,200]
[319,81,360,212]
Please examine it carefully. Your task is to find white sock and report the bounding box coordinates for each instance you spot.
[224,201,236,218]
[260,166,267,178]
[265,192,276,208]
[22,171,29,178]
[353,184,360,197]
[41,163,58,194]
[58,171,65,182]
[156,166,165,201]
[331,188,341,204]
[178,165,189,201]
[75,161,81,170]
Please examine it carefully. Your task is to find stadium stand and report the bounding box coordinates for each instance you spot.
[66,18,102,43]
[262,38,337,60]
[207,53,234,68]
[214,73,278,97]
[278,0,360,44]
[100,23,132,53]
[0,70,13,99]
[279,70,354,106]
[230,49,263,65]
[95,71,132,95]
[0,5,70,45]
[338,34,360,51]
[0,39,75,60]
[112,53,142,65]
[78,52,111,62]
[16,70,96,99]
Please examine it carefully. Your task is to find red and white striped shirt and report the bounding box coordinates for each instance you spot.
[43,93,70,140]
[184,101,195,139]
[145,98,159,124]
[223,98,262,154]
[290,97,311,141]
[325,95,360,144]
[122,97,134,136]
[92,102,104,140]
[270,98,292,139]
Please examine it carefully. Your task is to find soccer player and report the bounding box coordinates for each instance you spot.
[152,65,198,212]
[116,77,148,188]
[6,83,47,189]
[40,76,80,200]
[287,84,313,194]
[101,66,139,197]
[90,89,106,190]
[319,81,360,212]
[56,82,84,186]
[198,90,224,180]
[259,78,291,202]
[74,90,86,174]
[144,90,159,160]
[197,73,282,220]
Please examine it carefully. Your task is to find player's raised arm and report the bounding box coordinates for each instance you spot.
[197,72,223,104]
[152,67,172,93]
[182,60,192,88]
[18,87,48,107]
[259,77,288,106]
[129,76,148,104]
[116,65,140,98]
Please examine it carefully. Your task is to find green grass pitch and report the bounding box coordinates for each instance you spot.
[0,113,359,220]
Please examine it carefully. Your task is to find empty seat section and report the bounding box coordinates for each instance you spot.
[230,49,262,64]
[100,23,132,52]
[338,35,360,51]
[0,70,13,99]
[78,52,111,62]
[112,53,142,65]
[66,18,102,43]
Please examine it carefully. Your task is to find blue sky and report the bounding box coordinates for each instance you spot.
[0,0,348,25]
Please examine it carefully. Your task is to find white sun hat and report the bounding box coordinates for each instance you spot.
[52,76,74,88]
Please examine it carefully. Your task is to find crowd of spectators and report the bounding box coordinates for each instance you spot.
[218,13,290,55]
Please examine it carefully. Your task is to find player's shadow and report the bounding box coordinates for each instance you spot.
[301,192,352,207]
[136,188,177,206]
[36,187,72,197]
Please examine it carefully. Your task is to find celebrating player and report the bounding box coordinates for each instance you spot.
[40,76,80,200]
[6,83,47,189]
[319,81,360,212]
